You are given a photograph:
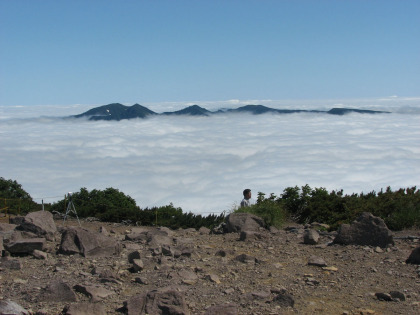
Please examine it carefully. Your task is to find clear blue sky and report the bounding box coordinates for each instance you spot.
[1,0,419,106]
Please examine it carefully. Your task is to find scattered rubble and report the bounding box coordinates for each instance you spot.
[0,212,419,314]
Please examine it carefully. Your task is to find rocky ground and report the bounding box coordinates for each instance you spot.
[0,214,419,315]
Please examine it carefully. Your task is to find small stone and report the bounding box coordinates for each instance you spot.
[134,277,148,285]
[273,290,295,307]
[206,274,221,284]
[131,259,144,272]
[32,249,48,260]
[304,229,320,245]
[273,263,283,269]
[234,254,256,264]
[375,247,384,253]
[13,278,28,284]
[73,284,114,302]
[224,288,235,294]
[308,256,327,267]
[127,250,141,263]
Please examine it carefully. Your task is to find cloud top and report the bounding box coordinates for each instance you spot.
[0,102,419,214]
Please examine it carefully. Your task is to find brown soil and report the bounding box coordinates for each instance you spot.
[1,218,419,315]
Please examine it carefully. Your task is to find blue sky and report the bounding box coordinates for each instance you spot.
[1,0,419,106]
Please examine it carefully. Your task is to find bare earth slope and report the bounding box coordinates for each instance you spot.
[1,218,419,314]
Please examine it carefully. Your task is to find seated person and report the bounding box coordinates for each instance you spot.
[240,189,252,207]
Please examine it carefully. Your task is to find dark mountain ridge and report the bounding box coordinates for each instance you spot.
[162,105,212,116]
[72,103,390,121]
[73,103,156,121]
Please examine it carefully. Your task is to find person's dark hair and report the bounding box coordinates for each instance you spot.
[243,189,251,196]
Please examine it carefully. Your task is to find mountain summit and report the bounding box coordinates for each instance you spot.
[162,105,211,116]
[72,103,390,121]
[74,103,156,121]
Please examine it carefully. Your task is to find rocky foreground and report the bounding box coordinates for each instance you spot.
[0,211,419,315]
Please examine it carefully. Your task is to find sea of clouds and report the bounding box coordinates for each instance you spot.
[1,97,419,215]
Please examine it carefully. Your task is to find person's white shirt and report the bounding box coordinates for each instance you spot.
[240,198,253,207]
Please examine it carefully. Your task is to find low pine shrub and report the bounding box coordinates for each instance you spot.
[234,192,288,228]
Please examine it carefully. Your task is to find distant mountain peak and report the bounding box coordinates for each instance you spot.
[74,103,156,121]
[163,105,211,116]
[71,103,390,121]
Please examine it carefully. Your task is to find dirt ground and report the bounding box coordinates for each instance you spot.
[1,218,419,314]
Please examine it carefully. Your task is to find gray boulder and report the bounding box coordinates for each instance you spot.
[17,210,57,241]
[123,287,189,315]
[333,212,394,248]
[58,226,121,258]
[5,237,46,255]
[303,229,320,245]
[38,280,77,302]
[406,246,420,264]
[0,300,30,315]
[225,213,266,233]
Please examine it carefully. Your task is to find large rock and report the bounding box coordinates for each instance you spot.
[123,287,189,315]
[0,300,30,315]
[5,238,46,255]
[225,213,266,233]
[58,226,121,258]
[38,280,77,302]
[333,212,394,248]
[406,247,420,264]
[17,210,57,241]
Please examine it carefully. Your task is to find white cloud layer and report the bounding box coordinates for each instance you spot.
[0,100,419,215]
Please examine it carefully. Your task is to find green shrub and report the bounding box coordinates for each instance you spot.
[0,177,36,214]
[279,185,420,230]
[50,188,225,229]
[234,192,288,228]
